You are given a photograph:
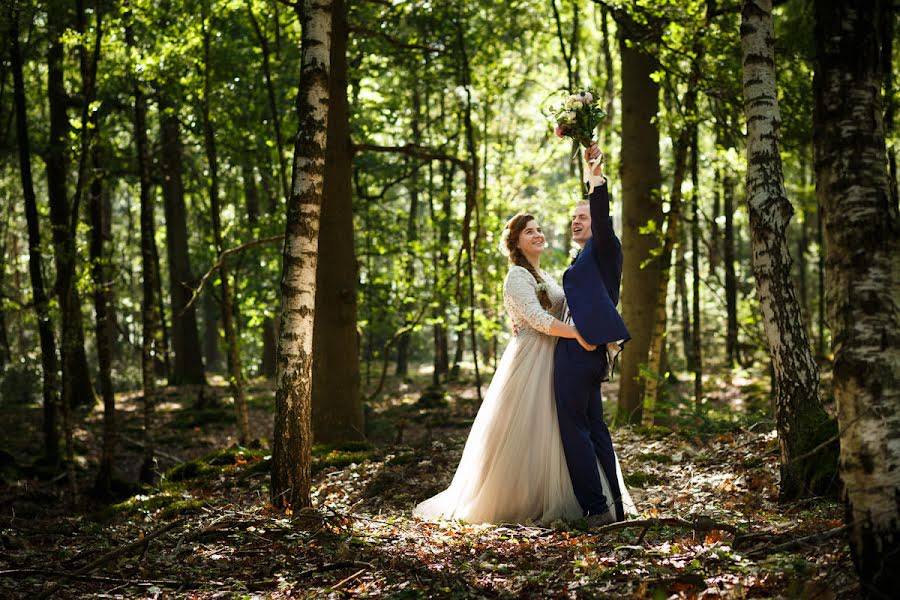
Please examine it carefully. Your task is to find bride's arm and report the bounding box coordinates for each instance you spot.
[504,268,596,350]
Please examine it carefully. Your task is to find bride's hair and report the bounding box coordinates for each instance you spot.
[504,212,552,309]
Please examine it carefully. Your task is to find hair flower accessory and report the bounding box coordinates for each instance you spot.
[535,283,549,294]
[499,227,511,259]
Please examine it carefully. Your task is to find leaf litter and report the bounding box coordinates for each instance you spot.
[0,377,858,598]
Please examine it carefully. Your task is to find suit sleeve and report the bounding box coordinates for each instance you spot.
[579,163,625,306]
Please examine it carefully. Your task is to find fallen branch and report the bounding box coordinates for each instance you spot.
[36,518,187,599]
[1,569,188,587]
[590,515,741,536]
[747,524,849,557]
[118,433,182,464]
[297,561,374,579]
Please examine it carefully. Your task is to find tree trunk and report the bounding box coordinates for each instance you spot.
[247,0,289,201]
[690,130,703,412]
[816,206,826,359]
[641,79,696,426]
[311,0,363,444]
[201,7,252,445]
[242,164,260,227]
[261,316,278,378]
[90,141,117,495]
[395,87,421,380]
[271,0,332,510]
[723,170,739,366]
[125,11,160,484]
[9,1,60,466]
[741,0,836,498]
[46,0,95,419]
[675,223,692,370]
[881,7,897,209]
[813,1,900,595]
[203,291,224,372]
[160,101,206,387]
[617,35,663,424]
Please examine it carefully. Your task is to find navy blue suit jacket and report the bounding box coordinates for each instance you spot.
[562,181,631,347]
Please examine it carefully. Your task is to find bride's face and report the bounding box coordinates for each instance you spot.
[517,219,546,258]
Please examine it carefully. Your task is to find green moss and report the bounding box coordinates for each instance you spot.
[638,452,673,464]
[633,425,674,439]
[386,451,419,466]
[623,471,662,488]
[165,459,217,482]
[160,499,206,519]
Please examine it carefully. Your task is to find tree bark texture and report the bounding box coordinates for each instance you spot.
[618,36,663,424]
[311,0,363,444]
[125,12,159,484]
[271,0,332,510]
[160,101,206,387]
[740,0,836,498]
[46,0,95,414]
[641,88,696,426]
[9,0,60,465]
[813,1,900,595]
[723,171,739,366]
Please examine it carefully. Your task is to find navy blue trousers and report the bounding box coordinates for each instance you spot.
[554,338,624,520]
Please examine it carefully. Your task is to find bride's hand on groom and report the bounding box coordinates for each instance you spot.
[576,333,597,352]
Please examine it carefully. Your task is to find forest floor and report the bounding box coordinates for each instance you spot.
[0,366,857,599]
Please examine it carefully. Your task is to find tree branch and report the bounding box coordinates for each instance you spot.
[352,143,469,171]
[182,234,285,315]
[349,25,444,54]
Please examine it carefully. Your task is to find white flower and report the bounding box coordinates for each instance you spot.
[535,283,549,294]
[565,111,576,121]
[583,91,593,103]
[564,97,574,109]
[572,100,583,110]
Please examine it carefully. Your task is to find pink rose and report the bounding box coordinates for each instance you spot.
[554,124,567,138]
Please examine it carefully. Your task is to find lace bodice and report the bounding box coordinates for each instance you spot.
[502,265,566,336]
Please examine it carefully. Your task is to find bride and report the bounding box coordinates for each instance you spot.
[413,212,634,525]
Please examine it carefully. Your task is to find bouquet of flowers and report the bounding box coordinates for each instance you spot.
[549,90,606,149]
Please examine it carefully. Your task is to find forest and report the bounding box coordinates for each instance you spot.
[0,0,897,597]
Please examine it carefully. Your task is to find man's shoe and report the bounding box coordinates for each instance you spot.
[584,510,616,528]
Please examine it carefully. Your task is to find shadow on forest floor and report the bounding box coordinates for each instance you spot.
[0,366,855,598]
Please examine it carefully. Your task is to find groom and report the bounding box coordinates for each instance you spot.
[555,143,631,525]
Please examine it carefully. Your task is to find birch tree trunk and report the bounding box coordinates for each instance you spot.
[271,0,332,510]
[740,0,836,498]
[813,1,900,594]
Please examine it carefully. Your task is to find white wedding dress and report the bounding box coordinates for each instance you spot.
[413,265,635,524]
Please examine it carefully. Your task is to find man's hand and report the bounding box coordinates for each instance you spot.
[583,143,604,177]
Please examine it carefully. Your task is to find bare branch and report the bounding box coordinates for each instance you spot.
[182,234,285,315]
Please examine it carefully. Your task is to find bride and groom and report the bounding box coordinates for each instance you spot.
[414,144,636,526]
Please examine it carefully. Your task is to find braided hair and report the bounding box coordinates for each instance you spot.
[504,213,552,310]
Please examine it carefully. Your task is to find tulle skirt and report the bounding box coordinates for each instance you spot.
[413,331,636,525]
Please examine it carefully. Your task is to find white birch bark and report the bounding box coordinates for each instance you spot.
[813,1,900,594]
[270,0,332,510]
[740,0,835,498]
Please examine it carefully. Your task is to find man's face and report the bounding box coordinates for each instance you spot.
[571,203,591,247]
